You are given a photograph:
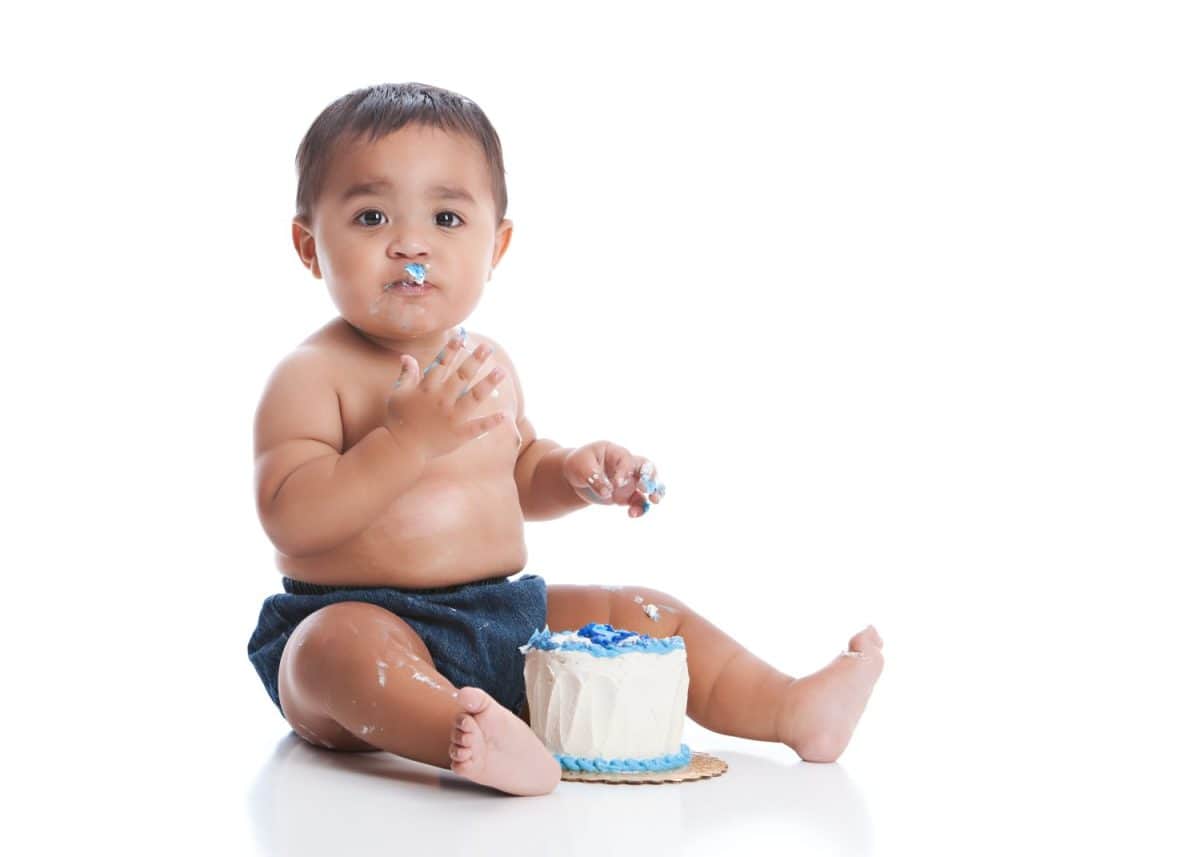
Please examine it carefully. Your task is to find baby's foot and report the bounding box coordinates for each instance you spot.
[449,687,561,796]
[775,626,885,763]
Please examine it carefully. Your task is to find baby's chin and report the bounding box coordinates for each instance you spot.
[347,309,464,345]
[361,294,438,327]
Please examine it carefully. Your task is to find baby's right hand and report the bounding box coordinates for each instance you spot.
[385,338,508,460]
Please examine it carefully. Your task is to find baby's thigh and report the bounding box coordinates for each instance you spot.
[277,601,436,750]
[545,583,688,636]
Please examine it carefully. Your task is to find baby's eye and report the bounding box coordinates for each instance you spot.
[354,209,387,227]
[436,211,463,228]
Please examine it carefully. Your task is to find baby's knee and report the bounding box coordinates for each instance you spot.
[607,586,690,631]
[624,586,688,613]
[286,602,428,683]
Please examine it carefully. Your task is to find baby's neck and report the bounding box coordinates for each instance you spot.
[344,320,466,372]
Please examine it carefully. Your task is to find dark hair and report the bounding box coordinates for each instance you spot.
[294,82,508,226]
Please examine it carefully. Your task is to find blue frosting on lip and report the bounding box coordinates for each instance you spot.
[403,262,427,284]
[522,623,685,658]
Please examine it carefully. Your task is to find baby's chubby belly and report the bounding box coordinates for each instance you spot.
[276,467,529,588]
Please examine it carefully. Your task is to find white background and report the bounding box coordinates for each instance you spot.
[4,1,1197,854]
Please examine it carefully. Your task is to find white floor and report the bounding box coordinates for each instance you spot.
[16,615,1193,857]
[243,729,874,856]
[230,666,1194,857]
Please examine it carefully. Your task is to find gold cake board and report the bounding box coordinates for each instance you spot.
[560,751,727,785]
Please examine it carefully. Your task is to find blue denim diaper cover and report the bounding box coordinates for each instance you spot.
[247,573,547,718]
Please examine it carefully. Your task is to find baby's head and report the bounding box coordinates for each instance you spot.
[291,82,513,344]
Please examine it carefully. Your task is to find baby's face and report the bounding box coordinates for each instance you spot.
[294,124,511,343]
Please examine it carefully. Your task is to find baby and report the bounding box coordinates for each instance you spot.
[248,82,884,797]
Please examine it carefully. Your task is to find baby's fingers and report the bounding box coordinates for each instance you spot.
[637,461,666,502]
[610,455,662,505]
[457,365,507,404]
[449,342,496,392]
[458,411,507,441]
[627,490,651,518]
[422,334,468,387]
[562,446,615,501]
[603,449,640,499]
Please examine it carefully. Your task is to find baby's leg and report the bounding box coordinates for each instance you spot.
[546,585,883,763]
[277,601,559,795]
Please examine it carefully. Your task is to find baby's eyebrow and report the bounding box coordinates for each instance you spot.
[339,178,477,206]
[340,179,392,202]
[427,184,477,205]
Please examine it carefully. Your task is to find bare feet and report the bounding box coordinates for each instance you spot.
[775,626,885,763]
[448,687,561,796]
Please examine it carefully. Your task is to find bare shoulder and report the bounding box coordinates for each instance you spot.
[252,330,351,514]
[469,331,515,373]
[256,321,361,411]
[469,332,536,448]
[469,332,522,407]
[253,326,346,457]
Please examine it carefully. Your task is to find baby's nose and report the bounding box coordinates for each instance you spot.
[386,234,431,258]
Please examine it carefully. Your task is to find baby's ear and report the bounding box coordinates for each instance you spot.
[291,219,322,278]
[490,218,514,271]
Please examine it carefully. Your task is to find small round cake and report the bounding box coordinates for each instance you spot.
[520,622,691,773]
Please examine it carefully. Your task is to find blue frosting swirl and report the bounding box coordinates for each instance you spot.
[403,261,427,283]
[556,744,692,773]
[523,623,684,658]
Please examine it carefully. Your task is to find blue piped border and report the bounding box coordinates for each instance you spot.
[556,744,692,773]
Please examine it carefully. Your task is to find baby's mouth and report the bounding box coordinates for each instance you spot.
[385,261,432,292]
[384,278,435,293]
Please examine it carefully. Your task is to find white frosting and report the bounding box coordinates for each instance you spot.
[523,647,689,760]
[526,629,644,648]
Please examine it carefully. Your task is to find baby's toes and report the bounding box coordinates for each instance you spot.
[454,715,479,749]
[449,722,483,775]
[449,743,473,764]
[849,625,883,653]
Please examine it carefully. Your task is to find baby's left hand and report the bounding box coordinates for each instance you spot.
[563,441,667,518]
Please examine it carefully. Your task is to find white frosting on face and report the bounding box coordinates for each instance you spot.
[523,647,690,760]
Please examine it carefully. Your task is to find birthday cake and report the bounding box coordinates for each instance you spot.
[520,623,691,773]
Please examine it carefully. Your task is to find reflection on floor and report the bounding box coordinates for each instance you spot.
[246,727,874,857]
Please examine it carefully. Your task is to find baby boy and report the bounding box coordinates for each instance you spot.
[248,82,884,796]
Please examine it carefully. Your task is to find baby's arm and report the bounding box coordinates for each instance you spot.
[484,339,587,522]
[253,347,426,558]
[515,424,588,521]
[486,337,666,522]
